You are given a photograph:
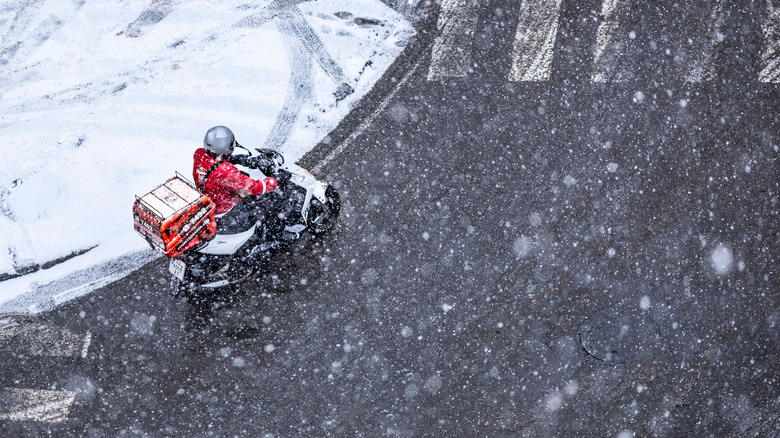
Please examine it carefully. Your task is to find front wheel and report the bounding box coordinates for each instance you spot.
[308,185,340,235]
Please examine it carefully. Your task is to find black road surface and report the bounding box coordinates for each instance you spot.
[3,0,780,436]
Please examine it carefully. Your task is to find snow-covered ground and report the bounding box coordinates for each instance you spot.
[0,0,414,312]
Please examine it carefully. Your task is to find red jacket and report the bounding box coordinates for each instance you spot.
[193,148,277,214]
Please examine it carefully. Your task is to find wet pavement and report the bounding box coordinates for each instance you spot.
[3,0,780,436]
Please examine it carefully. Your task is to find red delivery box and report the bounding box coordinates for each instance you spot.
[133,175,216,258]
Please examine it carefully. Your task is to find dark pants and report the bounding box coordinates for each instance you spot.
[215,196,287,275]
[216,195,284,238]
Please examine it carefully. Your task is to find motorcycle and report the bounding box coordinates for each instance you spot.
[166,148,340,303]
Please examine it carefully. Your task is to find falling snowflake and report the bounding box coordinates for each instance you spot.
[710,244,733,276]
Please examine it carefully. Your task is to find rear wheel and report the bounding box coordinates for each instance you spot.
[308,185,340,235]
[170,276,193,301]
[169,255,240,305]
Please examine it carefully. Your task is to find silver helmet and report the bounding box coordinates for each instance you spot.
[203,125,235,155]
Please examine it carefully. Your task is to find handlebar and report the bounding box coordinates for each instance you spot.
[254,148,284,165]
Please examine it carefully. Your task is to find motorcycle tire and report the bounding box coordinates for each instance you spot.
[171,274,240,306]
[170,276,191,301]
[308,185,341,235]
[170,275,207,305]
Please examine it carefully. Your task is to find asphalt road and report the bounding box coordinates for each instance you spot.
[3,0,780,436]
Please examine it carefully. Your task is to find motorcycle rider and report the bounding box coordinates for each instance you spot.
[193,125,290,240]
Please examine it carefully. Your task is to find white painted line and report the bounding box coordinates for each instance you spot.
[427,0,480,80]
[0,388,76,423]
[676,1,724,82]
[0,249,159,315]
[0,322,91,358]
[81,332,91,359]
[508,0,563,82]
[313,56,424,175]
[592,0,632,82]
[760,0,780,82]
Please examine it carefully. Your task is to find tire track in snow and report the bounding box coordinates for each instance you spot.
[0,188,37,278]
[262,16,313,151]
[1,75,147,116]
[427,0,480,80]
[760,0,780,82]
[0,0,40,65]
[234,12,275,29]
[1,12,63,66]
[233,0,309,30]
[120,0,174,38]
[0,61,45,93]
[28,15,64,46]
[508,0,564,82]
[263,5,355,150]
[288,6,347,85]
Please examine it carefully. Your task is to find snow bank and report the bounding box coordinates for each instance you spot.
[0,0,413,311]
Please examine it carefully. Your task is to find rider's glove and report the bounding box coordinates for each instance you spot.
[247,156,268,169]
[258,148,282,161]
[263,176,278,193]
[229,154,274,172]
[248,157,265,169]
[275,169,292,185]
[228,154,248,166]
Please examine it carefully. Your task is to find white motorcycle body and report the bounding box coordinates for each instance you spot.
[197,161,328,255]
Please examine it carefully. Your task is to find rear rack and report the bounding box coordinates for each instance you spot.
[133,174,216,257]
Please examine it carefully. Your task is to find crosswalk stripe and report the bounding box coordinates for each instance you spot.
[675,1,724,82]
[80,332,91,359]
[0,321,91,358]
[508,0,563,82]
[428,0,780,83]
[592,0,632,82]
[760,0,780,82]
[427,0,480,80]
[0,388,76,423]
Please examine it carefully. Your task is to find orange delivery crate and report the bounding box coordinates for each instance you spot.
[133,175,216,258]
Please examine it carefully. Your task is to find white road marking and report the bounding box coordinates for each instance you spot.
[592,0,633,82]
[81,332,91,359]
[0,321,91,358]
[674,1,724,82]
[313,54,424,175]
[0,249,159,315]
[0,388,76,423]
[760,0,780,82]
[508,0,563,82]
[427,0,480,80]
